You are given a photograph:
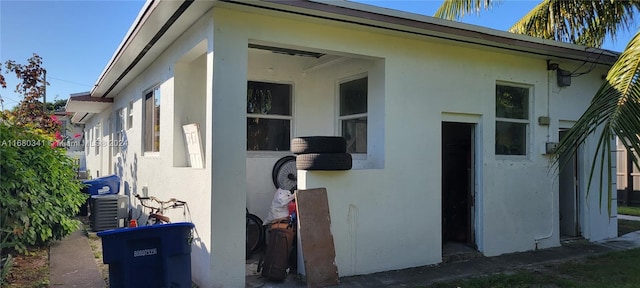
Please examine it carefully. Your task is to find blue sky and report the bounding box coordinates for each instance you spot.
[0,0,144,109]
[1,1,637,111]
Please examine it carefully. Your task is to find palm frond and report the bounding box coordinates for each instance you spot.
[434,0,495,21]
[509,0,640,47]
[554,30,640,214]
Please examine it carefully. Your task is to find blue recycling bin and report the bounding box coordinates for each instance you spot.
[97,222,194,288]
[82,174,121,195]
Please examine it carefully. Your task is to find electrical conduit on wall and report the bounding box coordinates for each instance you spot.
[535,68,555,249]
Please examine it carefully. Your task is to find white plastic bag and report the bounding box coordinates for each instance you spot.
[263,188,294,225]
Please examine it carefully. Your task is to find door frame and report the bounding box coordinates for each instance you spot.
[441,113,482,251]
[559,127,582,238]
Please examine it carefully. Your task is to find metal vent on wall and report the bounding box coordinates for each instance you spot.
[90,195,128,232]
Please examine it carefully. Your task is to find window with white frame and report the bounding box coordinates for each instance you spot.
[339,76,368,154]
[127,101,133,130]
[246,81,292,151]
[495,84,530,156]
[113,108,125,155]
[144,87,161,153]
[86,128,91,155]
[94,123,100,155]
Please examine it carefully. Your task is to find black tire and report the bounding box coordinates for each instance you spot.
[272,156,297,190]
[246,212,265,258]
[291,136,346,154]
[296,153,352,171]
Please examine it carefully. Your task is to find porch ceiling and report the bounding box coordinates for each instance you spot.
[65,93,113,123]
[65,94,113,114]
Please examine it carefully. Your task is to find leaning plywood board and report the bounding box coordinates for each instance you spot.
[296,188,339,288]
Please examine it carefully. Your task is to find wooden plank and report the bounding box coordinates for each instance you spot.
[296,188,339,288]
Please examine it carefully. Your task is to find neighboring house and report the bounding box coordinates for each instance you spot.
[52,109,87,173]
[65,1,619,286]
[616,138,640,206]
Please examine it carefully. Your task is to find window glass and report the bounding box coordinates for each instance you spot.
[127,101,133,130]
[495,84,529,156]
[247,81,292,152]
[247,118,291,151]
[94,124,100,155]
[144,87,160,152]
[496,85,528,119]
[339,77,368,154]
[247,81,291,116]
[342,117,367,154]
[495,122,527,155]
[340,77,368,116]
[114,108,124,155]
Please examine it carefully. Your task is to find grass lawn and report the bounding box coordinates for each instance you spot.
[619,219,640,236]
[431,248,640,288]
[618,205,640,217]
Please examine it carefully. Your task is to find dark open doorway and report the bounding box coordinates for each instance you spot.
[559,129,580,238]
[442,122,475,247]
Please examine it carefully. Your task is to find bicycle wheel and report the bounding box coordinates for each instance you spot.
[246,212,265,258]
[272,155,297,191]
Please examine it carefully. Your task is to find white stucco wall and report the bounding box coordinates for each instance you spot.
[82,12,218,286]
[81,4,617,287]
[213,6,617,278]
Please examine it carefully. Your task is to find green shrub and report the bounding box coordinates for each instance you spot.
[0,122,86,252]
[0,209,15,286]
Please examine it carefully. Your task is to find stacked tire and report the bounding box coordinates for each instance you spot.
[291,136,352,171]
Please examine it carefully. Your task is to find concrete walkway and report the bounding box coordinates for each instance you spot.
[49,229,106,287]
[618,214,640,221]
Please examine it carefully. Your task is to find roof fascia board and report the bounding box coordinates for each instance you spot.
[224,0,618,65]
[71,112,90,124]
[68,95,114,103]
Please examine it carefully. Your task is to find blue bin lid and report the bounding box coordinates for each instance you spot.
[96,222,194,237]
[82,174,120,185]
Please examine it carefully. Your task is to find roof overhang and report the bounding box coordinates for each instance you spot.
[65,92,113,124]
[219,0,619,65]
[90,0,216,98]
[89,0,619,102]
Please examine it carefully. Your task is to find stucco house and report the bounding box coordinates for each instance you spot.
[65,0,619,286]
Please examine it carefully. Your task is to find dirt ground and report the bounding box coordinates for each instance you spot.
[3,247,49,288]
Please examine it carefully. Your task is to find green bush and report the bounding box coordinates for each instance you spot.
[0,209,15,286]
[0,122,86,252]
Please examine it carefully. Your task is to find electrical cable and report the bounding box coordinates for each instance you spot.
[570,48,606,77]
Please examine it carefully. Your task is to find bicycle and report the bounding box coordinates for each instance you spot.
[135,194,188,225]
[246,208,265,259]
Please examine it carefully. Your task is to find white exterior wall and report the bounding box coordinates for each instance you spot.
[82,12,218,286]
[214,6,617,278]
[82,5,617,287]
[551,66,618,241]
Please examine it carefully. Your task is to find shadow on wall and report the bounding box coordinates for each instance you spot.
[113,131,139,220]
[190,229,209,286]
